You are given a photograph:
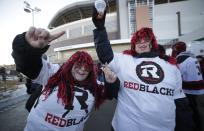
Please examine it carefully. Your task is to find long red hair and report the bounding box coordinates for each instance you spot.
[42,51,106,109]
[123,27,158,56]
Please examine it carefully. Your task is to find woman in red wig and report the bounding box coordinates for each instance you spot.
[92,7,194,131]
[12,27,119,131]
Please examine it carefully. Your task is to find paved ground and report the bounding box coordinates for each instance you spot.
[0,84,28,112]
[0,100,28,131]
[84,100,117,131]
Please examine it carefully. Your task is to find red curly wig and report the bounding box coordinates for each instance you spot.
[171,41,186,57]
[123,27,158,56]
[42,51,106,109]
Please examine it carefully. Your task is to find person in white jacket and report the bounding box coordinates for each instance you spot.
[172,41,204,131]
[12,27,120,131]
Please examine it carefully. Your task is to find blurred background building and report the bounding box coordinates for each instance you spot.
[46,0,204,63]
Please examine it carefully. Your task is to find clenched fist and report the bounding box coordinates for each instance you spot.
[102,64,117,83]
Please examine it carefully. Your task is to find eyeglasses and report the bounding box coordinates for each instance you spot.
[136,41,150,45]
[74,65,90,73]
[136,38,151,45]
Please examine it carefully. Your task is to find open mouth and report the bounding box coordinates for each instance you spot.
[139,45,148,49]
[76,72,86,76]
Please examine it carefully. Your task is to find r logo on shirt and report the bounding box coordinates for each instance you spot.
[136,61,164,84]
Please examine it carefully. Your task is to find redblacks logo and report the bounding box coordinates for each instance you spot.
[124,81,174,96]
[45,113,89,127]
[136,61,164,84]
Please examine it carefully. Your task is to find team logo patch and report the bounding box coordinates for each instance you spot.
[136,61,164,84]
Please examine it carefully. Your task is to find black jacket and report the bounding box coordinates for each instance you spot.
[12,32,49,79]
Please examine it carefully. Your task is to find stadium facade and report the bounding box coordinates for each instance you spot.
[46,0,204,63]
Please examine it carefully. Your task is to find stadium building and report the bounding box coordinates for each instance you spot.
[46,0,204,63]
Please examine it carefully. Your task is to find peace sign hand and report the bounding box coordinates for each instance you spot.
[25,27,65,48]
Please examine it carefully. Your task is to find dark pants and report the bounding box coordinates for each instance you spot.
[175,97,195,131]
[111,126,114,131]
[186,94,201,131]
[25,86,42,112]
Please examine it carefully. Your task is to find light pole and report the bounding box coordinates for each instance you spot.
[176,11,182,36]
[24,1,41,26]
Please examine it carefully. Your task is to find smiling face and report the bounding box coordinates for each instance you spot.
[129,27,158,55]
[135,40,151,54]
[71,63,90,81]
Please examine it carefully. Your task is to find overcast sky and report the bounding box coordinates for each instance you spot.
[0,0,88,65]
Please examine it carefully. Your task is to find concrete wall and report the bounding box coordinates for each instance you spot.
[154,0,204,41]
[52,43,130,63]
[117,0,129,39]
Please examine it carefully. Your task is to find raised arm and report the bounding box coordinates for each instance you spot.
[12,27,65,79]
[92,7,113,64]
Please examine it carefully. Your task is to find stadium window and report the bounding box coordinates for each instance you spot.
[155,0,168,5]
[170,0,188,2]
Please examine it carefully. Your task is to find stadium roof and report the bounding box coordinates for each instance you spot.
[48,0,116,29]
